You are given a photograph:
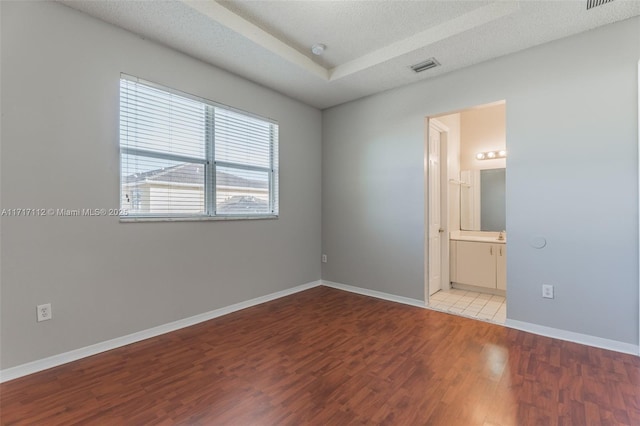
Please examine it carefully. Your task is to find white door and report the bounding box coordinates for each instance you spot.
[428,123,442,296]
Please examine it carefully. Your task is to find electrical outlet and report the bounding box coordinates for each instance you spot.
[542,285,554,299]
[322,254,327,263]
[37,303,52,322]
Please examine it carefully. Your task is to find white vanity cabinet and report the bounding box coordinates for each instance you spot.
[450,240,506,290]
[496,244,506,290]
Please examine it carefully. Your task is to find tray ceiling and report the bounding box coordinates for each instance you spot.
[59,1,640,109]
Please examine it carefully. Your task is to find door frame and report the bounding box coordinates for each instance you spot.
[425,118,450,304]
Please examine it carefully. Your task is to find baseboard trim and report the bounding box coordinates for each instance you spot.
[4,281,635,383]
[505,319,639,356]
[321,280,425,308]
[322,281,639,356]
[0,280,322,383]
[451,282,506,297]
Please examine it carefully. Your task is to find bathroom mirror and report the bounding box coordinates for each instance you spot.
[460,168,505,231]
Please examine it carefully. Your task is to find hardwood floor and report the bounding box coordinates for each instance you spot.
[1,286,639,425]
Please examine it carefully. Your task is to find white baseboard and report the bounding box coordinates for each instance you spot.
[321,280,425,308]
[0,280,322,383]
[505,319,639,356]
[4,280,636,383]
[322,280,639,356]
[451,282,506,297]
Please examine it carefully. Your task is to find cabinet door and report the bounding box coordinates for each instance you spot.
[456,241,496,288]
[449,241,457,283]
[496,244,506,290]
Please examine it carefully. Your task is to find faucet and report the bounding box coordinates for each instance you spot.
[498,230,505,241]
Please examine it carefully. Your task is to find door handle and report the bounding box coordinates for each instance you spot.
[499,247,503,256]
[438,228,444,233]
[490,246,493,255]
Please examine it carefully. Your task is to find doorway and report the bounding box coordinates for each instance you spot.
[425,101,507,324]
[426,119,448,298]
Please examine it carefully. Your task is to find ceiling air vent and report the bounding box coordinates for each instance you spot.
[411,58,440,73]
[587,0,615,10]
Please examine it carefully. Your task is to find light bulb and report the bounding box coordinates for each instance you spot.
[487,151,496,159]
[498,150,507,157]
[476,153,485,160]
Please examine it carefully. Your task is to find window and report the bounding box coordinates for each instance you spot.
[119,75,279,219]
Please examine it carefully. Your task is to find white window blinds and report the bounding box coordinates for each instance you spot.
[214,108,278,215]
[119,75,278,219]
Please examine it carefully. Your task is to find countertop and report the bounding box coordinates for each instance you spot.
[450,233,506,244]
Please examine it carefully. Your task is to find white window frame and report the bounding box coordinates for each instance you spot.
[119,74,279,222]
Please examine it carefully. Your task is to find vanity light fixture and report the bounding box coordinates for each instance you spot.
[476,150,507,160]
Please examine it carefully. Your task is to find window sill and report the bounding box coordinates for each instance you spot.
[119,215,278,223]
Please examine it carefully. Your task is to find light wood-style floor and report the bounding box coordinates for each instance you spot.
[1,286,639,425]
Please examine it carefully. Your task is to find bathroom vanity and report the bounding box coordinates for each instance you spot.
[450,232,506,292]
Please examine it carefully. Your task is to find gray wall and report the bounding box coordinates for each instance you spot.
[0,1,322,368]
[322,17,639,345]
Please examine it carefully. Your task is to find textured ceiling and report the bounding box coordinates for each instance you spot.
[219,0,492,68]
[59,0,640,109]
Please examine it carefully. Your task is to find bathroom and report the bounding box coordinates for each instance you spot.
[425,101,507,323]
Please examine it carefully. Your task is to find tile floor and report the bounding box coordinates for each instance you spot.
[427,288,506,324]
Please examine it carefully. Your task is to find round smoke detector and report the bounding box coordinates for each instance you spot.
[311,43,326,56]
